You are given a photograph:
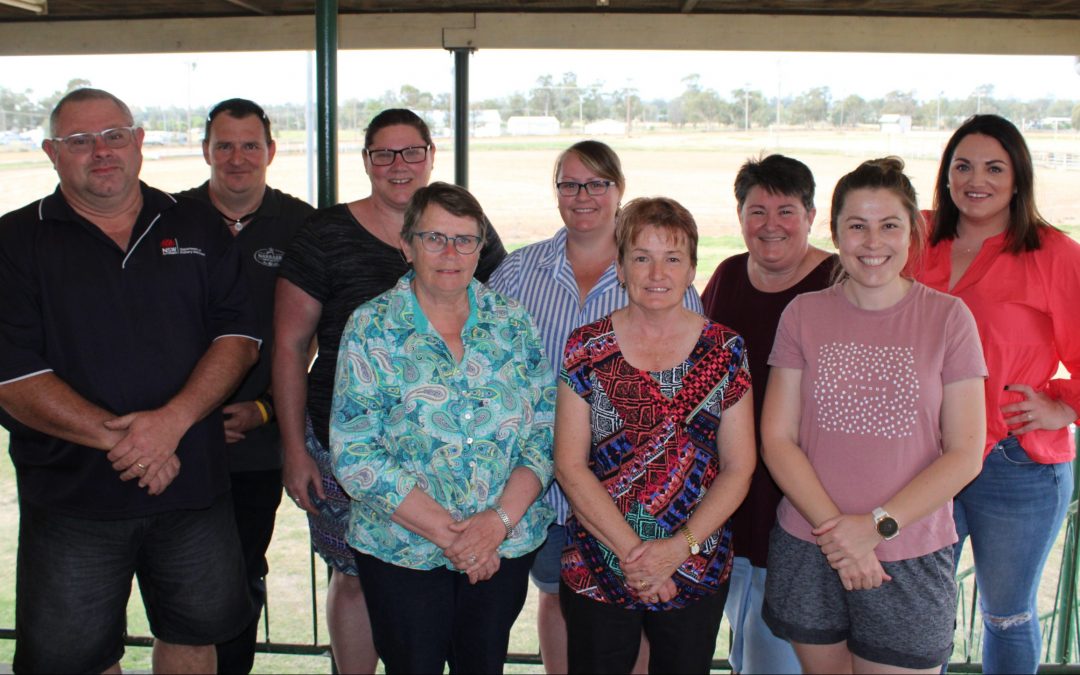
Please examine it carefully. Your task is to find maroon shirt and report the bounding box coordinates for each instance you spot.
[699,251,837,567]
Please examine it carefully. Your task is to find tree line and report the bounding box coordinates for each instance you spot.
[3,74,1079,137]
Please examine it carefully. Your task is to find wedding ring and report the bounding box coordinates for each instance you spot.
[135,462,147,470]
[469,555,478,564]
[639,580,650,590]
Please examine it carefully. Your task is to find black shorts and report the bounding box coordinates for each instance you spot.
[14,493,252,673]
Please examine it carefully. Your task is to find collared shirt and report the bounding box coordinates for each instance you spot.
[0,183,259,517]
[177,182,315,471]
[488,227,704,523]
[330,273,555,570]
[917,223,1080,463]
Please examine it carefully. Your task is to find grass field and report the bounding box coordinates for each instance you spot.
[1,128,1079,671]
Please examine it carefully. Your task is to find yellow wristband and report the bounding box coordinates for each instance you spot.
[254,400,270,425]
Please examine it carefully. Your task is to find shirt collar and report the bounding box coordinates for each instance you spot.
[39,181,176,225]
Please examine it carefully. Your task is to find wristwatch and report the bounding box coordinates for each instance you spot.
[680,525,701,555]
[872,507,900,541]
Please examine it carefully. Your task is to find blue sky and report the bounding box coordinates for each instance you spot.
[2,49,1078,109]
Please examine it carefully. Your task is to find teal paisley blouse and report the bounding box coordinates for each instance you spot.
[330,272,556,570]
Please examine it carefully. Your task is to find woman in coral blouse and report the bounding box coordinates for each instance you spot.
[915,114,1080,674]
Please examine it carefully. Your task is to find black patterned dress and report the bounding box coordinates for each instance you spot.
[560,316,751,610]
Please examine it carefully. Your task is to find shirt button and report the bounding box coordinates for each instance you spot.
[464,413,472,420]
[466,437,474,444]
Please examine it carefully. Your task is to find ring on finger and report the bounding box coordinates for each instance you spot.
[136,462,147,470]
[1028,412,1033,421]
[469,555,478,564]
[639,580,650,590]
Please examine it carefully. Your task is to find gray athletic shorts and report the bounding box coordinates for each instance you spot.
[762,526,955,670]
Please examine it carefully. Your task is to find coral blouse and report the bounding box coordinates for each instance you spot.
[916,222,1080,463]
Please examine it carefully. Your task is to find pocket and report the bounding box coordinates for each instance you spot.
[996,437,1035,465]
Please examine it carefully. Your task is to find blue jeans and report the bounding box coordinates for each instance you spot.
[724,556,802,673]
[953,436,1073,674]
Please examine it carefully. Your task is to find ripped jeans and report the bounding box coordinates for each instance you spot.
[953,436,1073,674]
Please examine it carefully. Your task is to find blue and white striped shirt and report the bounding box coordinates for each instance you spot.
[488,227,704,524]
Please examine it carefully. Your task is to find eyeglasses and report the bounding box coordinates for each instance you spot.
[49,126,138,154]
[556,180,615,197]
[412,231,483,255]
[365,145,429,167]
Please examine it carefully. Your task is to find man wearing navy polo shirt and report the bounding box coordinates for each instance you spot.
[0,88,259,674]
[179,98,314,675]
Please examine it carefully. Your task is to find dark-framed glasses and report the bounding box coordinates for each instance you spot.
[412,231,483,255]
[49,126,138,154]
[556,180,615,197]
[365,145,429,166]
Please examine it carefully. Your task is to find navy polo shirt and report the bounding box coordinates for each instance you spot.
[177,182,314,472]
[0,183,260,518]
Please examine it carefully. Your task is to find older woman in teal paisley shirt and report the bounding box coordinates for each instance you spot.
[330,182,555,674]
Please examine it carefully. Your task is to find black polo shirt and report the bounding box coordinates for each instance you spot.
[0,183,259,518]
[177,181,314,472]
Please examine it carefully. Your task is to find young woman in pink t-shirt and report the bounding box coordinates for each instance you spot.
[760,158,987,673]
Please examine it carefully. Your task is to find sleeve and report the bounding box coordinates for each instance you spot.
[475,216,509,283]
[329,308,418,519]
[699,264,723,320]
[560,325,595,400]
[0,217,51,384]
[485,247,521,298]
[277,215,331,304]
[719,332,752,411]
[767,298,807,370]
[941,298,988,385]
[512,310,556,490]
[683,284,704,314]
[1041,237,1080,416]
[205,217,260,345]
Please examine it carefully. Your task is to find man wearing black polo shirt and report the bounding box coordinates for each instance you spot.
[0,88,259,674]
[178,98,314,674]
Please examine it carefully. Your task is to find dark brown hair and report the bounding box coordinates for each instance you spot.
[830,156,925,279]
[930,114,1047,253]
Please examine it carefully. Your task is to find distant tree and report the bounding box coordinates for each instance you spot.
[790,86,831,127]
[1072,103,1080,131]
[830,94,872,127]
[881,90,918,116]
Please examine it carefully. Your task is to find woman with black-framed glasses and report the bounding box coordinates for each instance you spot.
[330,182,554,674]
[274,110,506,673]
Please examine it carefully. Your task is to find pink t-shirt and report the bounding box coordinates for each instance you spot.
[769,282,987,561]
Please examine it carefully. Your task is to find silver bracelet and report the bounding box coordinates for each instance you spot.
[493,505,516,540]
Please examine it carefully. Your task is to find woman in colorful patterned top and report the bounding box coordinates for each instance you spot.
[330,183,554,674]
[554,197,755,673]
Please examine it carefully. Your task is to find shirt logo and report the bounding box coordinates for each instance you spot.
[254,247,285,268]
[160,238,205,257]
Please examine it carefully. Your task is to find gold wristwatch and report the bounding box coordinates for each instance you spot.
[680,525,701,555]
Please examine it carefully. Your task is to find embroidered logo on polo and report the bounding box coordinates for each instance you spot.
[159,238,205,257]
[254,247,285,268]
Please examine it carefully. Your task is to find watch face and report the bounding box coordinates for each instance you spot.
[690,543,700,555]
[877,517,899,539]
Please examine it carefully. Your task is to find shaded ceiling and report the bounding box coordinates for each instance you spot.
[2,0,1079,21]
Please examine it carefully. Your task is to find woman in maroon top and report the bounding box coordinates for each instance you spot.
[699,154,835,674]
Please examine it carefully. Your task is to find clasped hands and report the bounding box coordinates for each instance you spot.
[813,514,892,591]
[620,537,685,604]
[443,508,506,585]
[103,406,187,496]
